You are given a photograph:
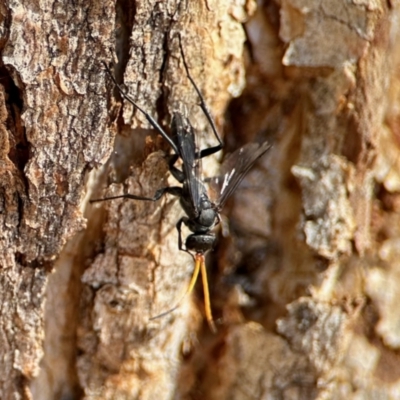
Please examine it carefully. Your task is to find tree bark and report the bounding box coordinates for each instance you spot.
[1,0,399,399]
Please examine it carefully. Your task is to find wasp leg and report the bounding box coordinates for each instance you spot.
[90,186,182,203]
[177,34,223,159]
[102,62,179,155]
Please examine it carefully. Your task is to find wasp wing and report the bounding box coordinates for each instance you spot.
[211,141,271,210]
[172,113,202,213]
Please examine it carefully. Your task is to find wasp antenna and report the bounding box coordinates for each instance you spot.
[199,254,217,333]
[149,255,201,322]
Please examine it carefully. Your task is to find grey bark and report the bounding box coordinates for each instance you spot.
[0,0,399,399]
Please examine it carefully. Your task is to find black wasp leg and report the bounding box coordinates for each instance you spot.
[168,153,185,183]
[177,34,224,159]
[90,186,182,204]
[176,217,192,256]
[102,62,180,155]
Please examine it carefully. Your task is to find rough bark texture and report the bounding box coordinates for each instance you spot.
[1,0,400,399]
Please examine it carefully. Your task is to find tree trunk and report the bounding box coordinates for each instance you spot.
[1,0,398,399]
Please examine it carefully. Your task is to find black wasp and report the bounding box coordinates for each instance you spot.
[91,37,270,332]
